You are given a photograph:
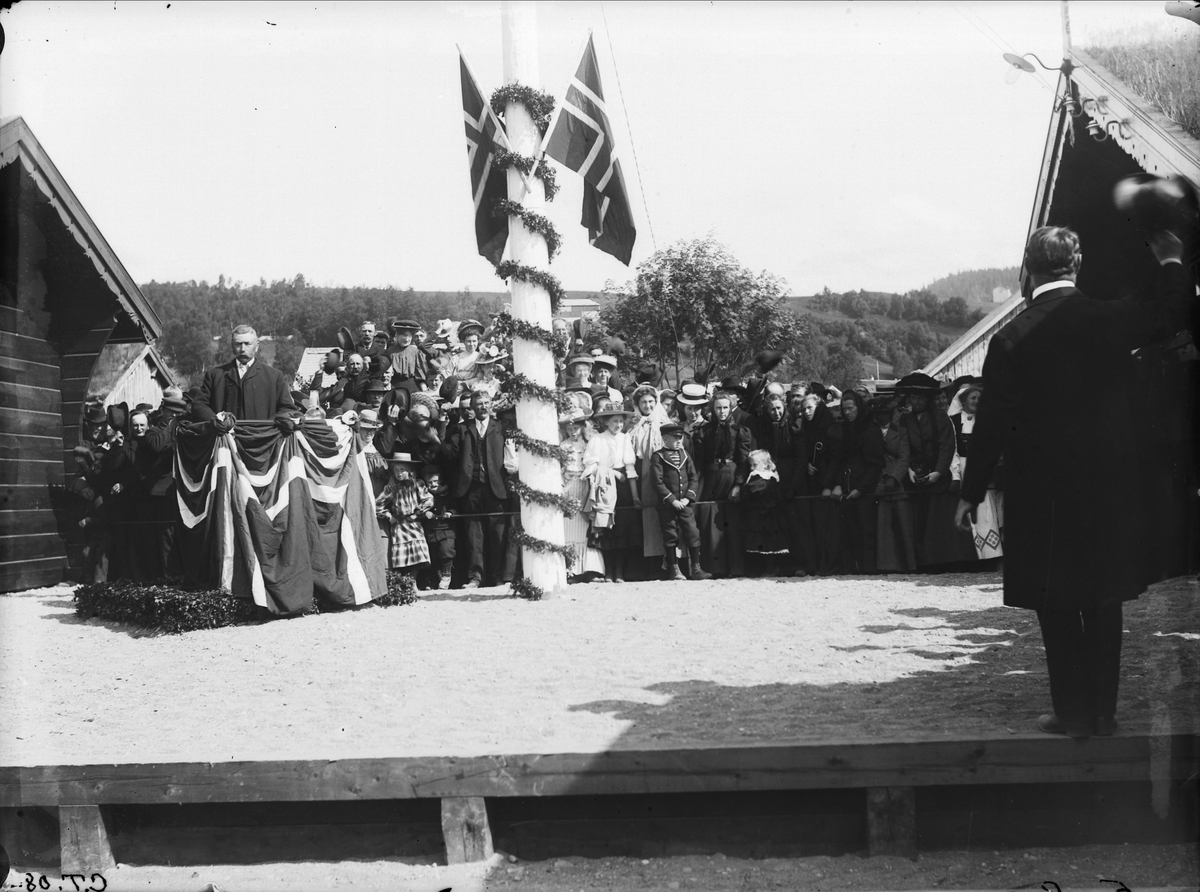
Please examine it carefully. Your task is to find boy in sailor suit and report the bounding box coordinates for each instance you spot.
[650,423,713,581]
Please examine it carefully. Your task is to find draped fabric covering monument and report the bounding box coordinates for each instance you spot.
[175,420,388,615]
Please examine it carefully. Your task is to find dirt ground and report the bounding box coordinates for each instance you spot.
[1,572,1198,890]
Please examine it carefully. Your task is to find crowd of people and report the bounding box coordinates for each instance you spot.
[68,314,1005,590]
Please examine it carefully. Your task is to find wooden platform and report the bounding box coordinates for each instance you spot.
[3,733,1196,869]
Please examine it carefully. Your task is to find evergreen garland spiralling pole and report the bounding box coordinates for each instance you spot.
[500,0,568,597]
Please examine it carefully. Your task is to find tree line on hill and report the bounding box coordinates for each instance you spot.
[141,242,997,391]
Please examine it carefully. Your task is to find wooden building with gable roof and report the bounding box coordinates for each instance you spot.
[1,116,165,592]
[925,27,1199,380]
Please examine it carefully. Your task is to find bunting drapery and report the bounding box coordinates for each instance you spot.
[175,420,388,616]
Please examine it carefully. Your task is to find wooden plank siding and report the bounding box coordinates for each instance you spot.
[0,508,58,537]
[0,556,67,591]
[0,355,59,390]
[0,458,64,486]
[1,734,1196,806]
[0,484,61,512]
[0,380,62,412]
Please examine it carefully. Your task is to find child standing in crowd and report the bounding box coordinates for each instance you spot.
[583,403,640,584]
[650,422,712,581]
[561,406,606,581]
[376,453,432,574]
[739,449,791,576]
[629,384,669,566]
[419,464,456,590]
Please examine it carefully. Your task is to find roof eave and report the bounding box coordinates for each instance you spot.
[0,116,164,340]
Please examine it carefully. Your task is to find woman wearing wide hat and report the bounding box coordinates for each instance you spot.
[560,405,605,580]
[582,402,641,583]
[674,381,709,460]
[896,372,976,567]
[590,354,622,404]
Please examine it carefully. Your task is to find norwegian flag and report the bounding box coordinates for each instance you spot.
[542,33,637,265]
[460,49,509,266]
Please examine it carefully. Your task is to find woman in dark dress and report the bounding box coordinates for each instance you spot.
[828,391,885,574]
[897,373,976,567]
[692,391,752,577]
[791,391,839,576]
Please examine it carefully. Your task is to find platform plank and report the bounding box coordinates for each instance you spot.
[2,734,1196,807]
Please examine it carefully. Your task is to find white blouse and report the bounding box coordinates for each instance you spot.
[583,429,637,480]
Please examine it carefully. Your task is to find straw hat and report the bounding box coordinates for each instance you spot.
[675,382,708,406]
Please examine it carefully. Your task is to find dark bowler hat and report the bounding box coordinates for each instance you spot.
[336,326,355,354]
[439,376,461,402]
[368,353,392,378]
[366,378,389,393]
[755,350,785,373]
[895,372,942,393]
[808,381,830,401]
[83,403,107,425]
[1113,173,1199,235]
[869,395,899,414]
[659,422,685,438]
[720,375,747,394]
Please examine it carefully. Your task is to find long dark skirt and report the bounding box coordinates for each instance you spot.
[793,495,840,575]
[593,481,643,551]
[913,490,977,567]
[876,494,917,572]
[696,465,744,577]
[838,496,877,574]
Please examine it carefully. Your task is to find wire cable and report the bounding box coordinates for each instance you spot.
[599,1,657,253]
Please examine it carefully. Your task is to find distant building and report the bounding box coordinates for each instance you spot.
[558,297,600,320]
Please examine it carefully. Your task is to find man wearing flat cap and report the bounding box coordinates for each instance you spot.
[955,224,1196,738]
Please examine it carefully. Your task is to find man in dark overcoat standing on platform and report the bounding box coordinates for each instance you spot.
[192,325,296,427]
[440,390,516,588]
[956,224,1194,738]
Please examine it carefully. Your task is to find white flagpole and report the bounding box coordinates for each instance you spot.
[502,0,567,596]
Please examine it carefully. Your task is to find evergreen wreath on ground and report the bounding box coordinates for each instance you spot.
[73,577,417,634]
[510,576,544,601]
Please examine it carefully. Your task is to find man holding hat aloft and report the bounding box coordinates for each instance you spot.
[651,422,713,581]
[954,223,1195,738]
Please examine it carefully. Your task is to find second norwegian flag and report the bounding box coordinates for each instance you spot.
[542,33,637,265]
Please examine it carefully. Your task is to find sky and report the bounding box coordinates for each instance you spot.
[0,1,1186,297]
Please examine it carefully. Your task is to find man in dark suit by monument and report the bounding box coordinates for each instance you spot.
[192,325,296,428]
[441,390,517,588]
[956,224,1194,738]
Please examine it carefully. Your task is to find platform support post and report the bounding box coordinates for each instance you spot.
[866,786,916,858]
[59,805,116,873]
[441,796,494,864]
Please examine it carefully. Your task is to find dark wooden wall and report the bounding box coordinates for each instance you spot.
[0,153,138,592]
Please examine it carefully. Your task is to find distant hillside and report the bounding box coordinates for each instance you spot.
[923,267,1020,304]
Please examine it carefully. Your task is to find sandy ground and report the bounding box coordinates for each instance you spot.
[1,573,1197,765]
[2,573,1198,890]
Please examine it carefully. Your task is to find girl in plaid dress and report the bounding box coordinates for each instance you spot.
[376,453,433,571]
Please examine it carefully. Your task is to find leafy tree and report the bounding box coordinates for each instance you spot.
[603,238,806,385]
